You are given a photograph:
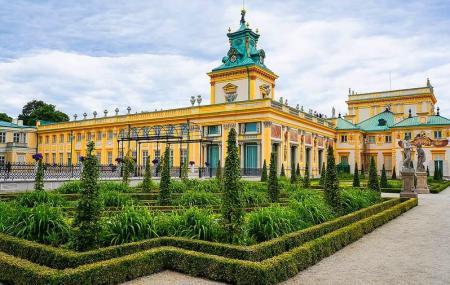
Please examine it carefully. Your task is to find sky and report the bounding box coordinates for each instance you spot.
[0,0,449,120]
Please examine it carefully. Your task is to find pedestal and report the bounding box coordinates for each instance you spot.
[400,169,418,199]
[415,171,429,194]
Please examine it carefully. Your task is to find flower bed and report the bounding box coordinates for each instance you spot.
[0,197,417,284]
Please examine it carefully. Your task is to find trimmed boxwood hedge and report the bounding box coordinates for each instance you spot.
[0,198,417,285]
[0,198,399,269]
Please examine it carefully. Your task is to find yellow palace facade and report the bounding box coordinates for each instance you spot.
[34,10,450,178]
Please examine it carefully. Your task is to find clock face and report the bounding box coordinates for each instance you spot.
[230,55,237,62]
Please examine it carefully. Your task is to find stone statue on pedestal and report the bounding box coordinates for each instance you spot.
[416,145,426,172]
[398,140,418,199]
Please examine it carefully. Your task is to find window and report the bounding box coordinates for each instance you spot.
[142,151,148,165]
[244,122,258,133]
[68,134,72,142]
[107,151,113,164]
[52,153,56,164]
[96,152,101,163]
[77,133,82,142]
[0,156,5,165]
[0,132,5,143]
[38,136,42,144]
[59,134,64,143]
[434,130,442,139]
[76,152,81,163]
[340,156,349,165]
[107,130,114,140]
[59,153,64,165]
[169,149,174,167]
[45,153,49,163]
[367,136,375,143]
[340,135,348,143]
[45,136,49,144]
[207,125,220,136]
[97,131,102,141]
[52,135,57,144]
[67,152,72,165]
[385,135,392,143]
[87,132,93,141]
[181,149,187,165]
[154,150,160,160]
[404,132,412,141]
[13,133,19,143]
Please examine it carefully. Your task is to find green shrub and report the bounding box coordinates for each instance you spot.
[103,207,158,245]
[368,157,380,193]
[141,156,155,192]
[159,147,172,205]
[324,146,341,211]
[5,205,70,246]
[34,158,44,191]
[245,206,307,243]
[176,191,220,207]
[15,191,66,207]
[380,164,389,188]
[242,188,269,207]
[261,159,268,182]
[99,191,135,207]
[353,162,360,187]
[289,195,335,225]
[99,181,132,193]
[55,181,82,194]
[241,180,267,192]
[0,202,15,232]
[169,180,188,193]
[303,164,310,188]
[173,208,223,242]
[341,188,380,214]
[193,179,221,192]
[182,179,200,190]
[268,153,279,202]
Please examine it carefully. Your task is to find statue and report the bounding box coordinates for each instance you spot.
[398,140,413,170]
[332,107,336,118]
[416,144,426,172]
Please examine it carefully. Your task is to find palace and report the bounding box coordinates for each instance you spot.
[3,10,450,178]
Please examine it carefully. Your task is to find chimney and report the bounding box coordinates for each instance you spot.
[12,118,18,125]
[17,120,23,126]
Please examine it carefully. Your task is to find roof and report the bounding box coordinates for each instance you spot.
[335,117,359,130]
[356,110,395,132]
[392,115,450,128]
[0,120,35,129]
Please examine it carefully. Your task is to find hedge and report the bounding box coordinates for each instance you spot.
[0,198,417,285]
[0,198,400,269]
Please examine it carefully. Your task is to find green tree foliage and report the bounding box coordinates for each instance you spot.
[221,128,243,242]
[0,112,12,122]
[392,166,397,179]
[73,141,102,251]
[141,156,154,192]
[121,153,135,185]
[290,161,297,184]
[159,147,172,205]
[216,160,222,182]
[303,164,310,188]
[280,163,286,177]
[368,157,380,193]
[34,159,44,191]
[360,164,365,179]
[268,153,279,202]
[380,164,389,188]
[18,100,69,126]
[324,146,341,211]
[352,162,360,187]
[319,162,326,186]
[260,159,268,182]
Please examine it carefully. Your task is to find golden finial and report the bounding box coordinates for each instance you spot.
[228,27,231,32]
[256,28,259,34]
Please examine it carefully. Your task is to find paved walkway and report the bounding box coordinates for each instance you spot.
[123,188,450,285]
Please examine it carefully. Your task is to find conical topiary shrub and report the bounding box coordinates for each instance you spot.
[324,145,340,212]
[353,162,360,187]
[368,157,380,193]
[268,153,279,202]
[319,162,326,187]
[159,147,172,205]
[380,164,389,189]
[392,166,397,180]
[280,163,286,177]
[261,159,268,182]
[303,163,310,188]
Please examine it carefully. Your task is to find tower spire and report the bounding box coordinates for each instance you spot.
[240,8,246,26]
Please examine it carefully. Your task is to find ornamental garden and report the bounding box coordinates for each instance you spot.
[5,128,448,284]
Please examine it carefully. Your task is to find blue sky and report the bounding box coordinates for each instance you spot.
[0,0,449,119]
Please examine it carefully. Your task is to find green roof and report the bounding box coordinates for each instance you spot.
[0,120,34,129]
[356,110,395,132]
[335,117,359,130]
[392,115,450,128]
[212,10,272,73]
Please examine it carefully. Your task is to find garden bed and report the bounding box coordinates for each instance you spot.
[0,197,417,285]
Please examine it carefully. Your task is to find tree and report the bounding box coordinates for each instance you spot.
[368,157,380,193]
[280,163,286,177]
[268,152,279,202]
[32,153,44,191]
[380,164,389,189]
[73,141,102,251]
[222,128,243,242]
[290,161,297,184]
[324,145,340,211]
[141,156,154,192]
[303,163,310,188]
[433,163,439,181]
[121,153,134,185]
[18,100,69,126]
[353,162,360,187]
[159,147,172,205]
[181,161,189,181]
[216,160,223,182]
[295,163,301,182]
[360,164,365,179]
[392,166,397,180]
[0,113,12,122]
[260,159,268,182]
[426,166,430,177]
[319,162,326,187]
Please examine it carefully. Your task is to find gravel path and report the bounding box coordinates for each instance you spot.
[123,188,450,285]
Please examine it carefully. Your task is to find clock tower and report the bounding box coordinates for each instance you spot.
[207,9,278,104]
